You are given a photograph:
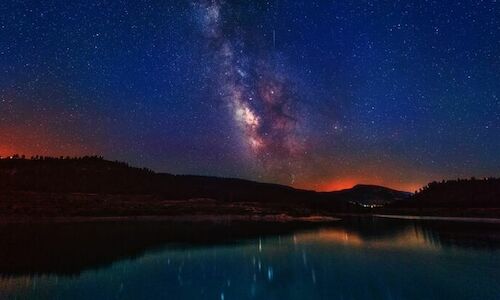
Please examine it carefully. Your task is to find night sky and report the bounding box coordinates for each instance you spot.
[1,1,499,192]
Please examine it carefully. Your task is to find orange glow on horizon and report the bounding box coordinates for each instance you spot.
[320,178,359,191]
[0,127,96,158]
[296,177,423,193]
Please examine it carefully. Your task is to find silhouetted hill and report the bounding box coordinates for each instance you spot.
[326,184,412,207]
[0,156,410,214]
[0,156,313,202]
[391,178,500,208]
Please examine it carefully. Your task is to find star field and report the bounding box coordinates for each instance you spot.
[0,0,499,191]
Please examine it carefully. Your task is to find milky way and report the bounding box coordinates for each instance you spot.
[193,0,304,177]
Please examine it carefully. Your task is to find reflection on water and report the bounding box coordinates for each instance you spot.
[0,217,499,299]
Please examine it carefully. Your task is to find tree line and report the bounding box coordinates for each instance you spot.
[399,177,500,208]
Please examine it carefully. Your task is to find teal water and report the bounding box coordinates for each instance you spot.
[0,218,499,299]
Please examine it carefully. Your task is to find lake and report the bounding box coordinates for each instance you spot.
[0,216,499,299]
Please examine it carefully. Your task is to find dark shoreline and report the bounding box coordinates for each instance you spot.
[373,214,500,224]
[0,214,340,225]
[1,190,500,223]
[1,213,499,225]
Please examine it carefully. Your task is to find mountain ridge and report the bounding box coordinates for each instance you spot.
[0,156,410,208]
[0,156,499,218]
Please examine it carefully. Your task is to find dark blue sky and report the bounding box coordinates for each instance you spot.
[1,0,498,191]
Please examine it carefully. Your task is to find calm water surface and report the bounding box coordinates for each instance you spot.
[0,217,499,299]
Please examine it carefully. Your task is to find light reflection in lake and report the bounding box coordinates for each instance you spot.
[0,217,499,299]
